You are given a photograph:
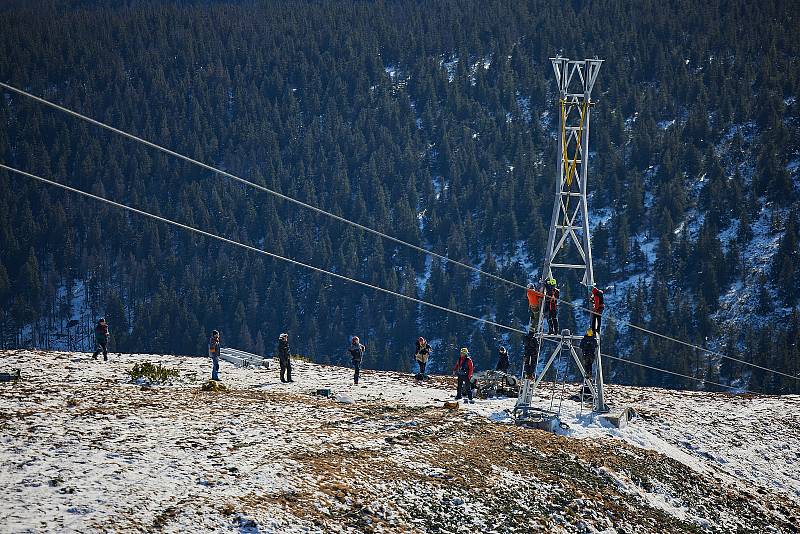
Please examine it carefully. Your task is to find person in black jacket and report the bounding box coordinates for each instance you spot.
[92,318,110,362]
[451,348,474,402]
[523,331,538,379]
[579,329,598,379]
[579,329,598,400]
[495,346,510,373]
[208,330,221,381]
[348,336,365,384]
[277,333,293,383]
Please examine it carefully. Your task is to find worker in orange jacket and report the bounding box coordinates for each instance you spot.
[526,283,544,330]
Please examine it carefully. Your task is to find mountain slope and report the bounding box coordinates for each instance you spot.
[1,350,797,532]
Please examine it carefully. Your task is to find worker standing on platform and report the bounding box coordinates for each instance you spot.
[526,283,544,330]
[589,285,604,332]
[545,277,560,334]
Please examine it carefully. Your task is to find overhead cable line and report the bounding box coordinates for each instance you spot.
[0,81,521,292]
[1,81,795,383]
[599,352,752,394]
[0,162,522,336]
[0,162,767,396]
[596,307,798,381]
[535,336,754,394]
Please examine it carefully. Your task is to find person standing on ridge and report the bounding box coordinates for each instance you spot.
[452,347,474,403]
[545,277,560,334]
[208,329,221,381]
[91,318,110,362]
[523,331,538,379]
[526,283,544,330]
[349,336,365,385]
[277,333,293,383]
[415,337,431,377]
[495,345,510,373]
[589,285,605,333]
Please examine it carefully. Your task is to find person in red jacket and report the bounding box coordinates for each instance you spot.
[589,285,605,332]
[544,277,560,334]
[452,347,474,402]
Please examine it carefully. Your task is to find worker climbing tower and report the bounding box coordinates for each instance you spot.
[515,57,607,426]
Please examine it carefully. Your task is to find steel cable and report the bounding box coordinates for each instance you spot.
[1,81,795,382]
[0,163,769,395]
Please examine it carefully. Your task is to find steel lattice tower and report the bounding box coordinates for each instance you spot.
[517,57,607,420]
[544,57,602,289]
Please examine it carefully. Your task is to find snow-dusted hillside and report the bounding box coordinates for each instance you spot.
[0,350,798,533]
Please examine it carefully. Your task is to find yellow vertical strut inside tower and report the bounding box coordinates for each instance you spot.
[559,98,589,247]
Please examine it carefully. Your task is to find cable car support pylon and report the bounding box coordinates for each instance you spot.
[515,57,621,429]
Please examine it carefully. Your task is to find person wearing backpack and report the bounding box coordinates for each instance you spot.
[415,337,431,377]
[589,285,605,333]
[348,336,365,385]
[277,333,293,383]
[91,318,110,362]
[451,347,474,403]
[208,330,221,381]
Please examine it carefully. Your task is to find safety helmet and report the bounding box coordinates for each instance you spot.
[499,346,507,353]
[279,333,288,340]
[460,347,469,355]
[527,283,534,289]
[352,336,360,344]
[547,277,556,286]
[418,336,425,344]
[587,329,594,336]
[212,329,219,336]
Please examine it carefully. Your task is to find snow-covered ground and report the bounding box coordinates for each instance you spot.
[1,350,798,533]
